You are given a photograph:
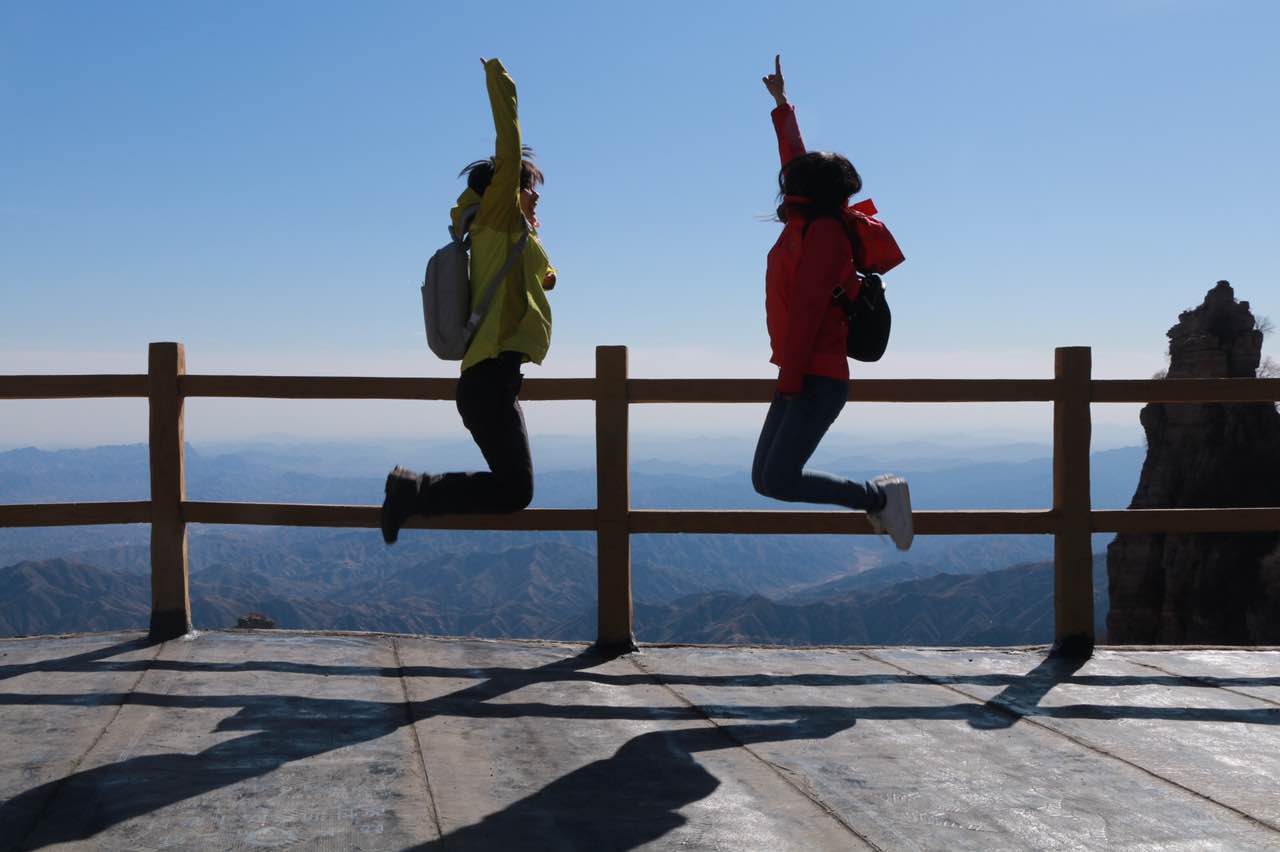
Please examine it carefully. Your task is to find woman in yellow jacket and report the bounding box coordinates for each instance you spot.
[382,57,556,544]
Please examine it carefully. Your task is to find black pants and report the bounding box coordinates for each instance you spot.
[421,352,534,514]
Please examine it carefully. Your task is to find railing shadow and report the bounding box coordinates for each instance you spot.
[1,644,1278,850]
[0,636,159,683]
[6,638,1280,691]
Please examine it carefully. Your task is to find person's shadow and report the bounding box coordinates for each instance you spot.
[967,652,1089,730]
[406,712,855,852]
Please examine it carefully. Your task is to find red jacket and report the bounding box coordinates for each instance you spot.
[766,104,904,395]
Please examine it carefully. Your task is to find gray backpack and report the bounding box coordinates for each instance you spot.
[421,205,529,361]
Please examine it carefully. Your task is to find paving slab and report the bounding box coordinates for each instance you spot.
[396,637,866,851]
[1119,648,1280,706]
[4,631,438,851]
[635,645,1280,851]
[0,632,161,846]
[867,647,1280,831]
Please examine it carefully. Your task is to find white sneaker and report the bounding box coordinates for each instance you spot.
[868,474,913,551]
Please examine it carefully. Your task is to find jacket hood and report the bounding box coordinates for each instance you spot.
[782,195,879,217]
[450,187,538,235]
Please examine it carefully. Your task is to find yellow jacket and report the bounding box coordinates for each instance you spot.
[450,59,555,373]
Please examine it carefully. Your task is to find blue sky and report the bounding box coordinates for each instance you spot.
[2,1,1277,448]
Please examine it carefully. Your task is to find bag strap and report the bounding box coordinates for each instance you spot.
[450,205,481,246]
[464,220,530,338]
[833,273,884,314]
[800,213,870,308]
[801,212,861,260]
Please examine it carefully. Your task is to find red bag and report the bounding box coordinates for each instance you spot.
[845,199,905,275]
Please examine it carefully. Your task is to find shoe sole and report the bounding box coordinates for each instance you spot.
[889,480,913,551]
[381,472,399,545]
[872,476,913,551]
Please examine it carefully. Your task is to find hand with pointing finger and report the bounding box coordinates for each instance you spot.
[762,54,787,107]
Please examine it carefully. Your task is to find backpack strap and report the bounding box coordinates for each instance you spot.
[800,212,860,257]
[463,220,530,339]
[801,213,863,300]
[450,205,481,246]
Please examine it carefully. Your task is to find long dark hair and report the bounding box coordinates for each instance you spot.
[460,145,544,195]
[775,151,862,223]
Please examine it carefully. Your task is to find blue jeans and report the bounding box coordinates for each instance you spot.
[752,374,884,511]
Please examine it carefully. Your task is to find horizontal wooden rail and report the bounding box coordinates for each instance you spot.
[848,379,1057,404]
[181,375,1060,404]
[6,375,1274,406]
[1092,507,1280,534]
[625,379,774,404]
[11,375,1271,406]
[630,509,1058,535]
[183,501,597,531]
[614,378,1060,404]
[0,501,151,526]
[0,375,148,399]
[179,375,597,401]
[1092,378,1280,404]
[4,502,1274,537]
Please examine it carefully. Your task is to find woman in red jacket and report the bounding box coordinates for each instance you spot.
[753,55,913,550]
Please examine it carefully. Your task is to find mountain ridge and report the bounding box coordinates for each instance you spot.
[1,551,1108,647]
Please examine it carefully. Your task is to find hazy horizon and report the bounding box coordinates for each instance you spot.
[0,425,1146,457]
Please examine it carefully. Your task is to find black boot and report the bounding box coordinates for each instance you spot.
[381,466,423,545]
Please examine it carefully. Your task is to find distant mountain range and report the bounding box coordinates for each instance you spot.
[0,440,1145,509]
[0,441,1141,643]
[635,556,1109,646]
[0,551,1107,646]
[0,558,149,636]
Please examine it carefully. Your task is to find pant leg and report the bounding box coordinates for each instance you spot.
[751,393,788,495]
[420,352,534,514]
[754,374,881,510]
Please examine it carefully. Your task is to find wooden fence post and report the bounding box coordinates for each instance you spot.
[595,345,635,653]
[1053,346,1094,655]
[148,342,192,640]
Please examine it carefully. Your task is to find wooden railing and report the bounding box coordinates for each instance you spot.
[3,342,1279,652]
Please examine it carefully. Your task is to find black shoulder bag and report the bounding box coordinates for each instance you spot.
[833,272,891,363]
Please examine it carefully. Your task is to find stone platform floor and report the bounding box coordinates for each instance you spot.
[1,631,1278,850]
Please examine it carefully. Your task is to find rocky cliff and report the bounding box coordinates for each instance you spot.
[1107,281,1280,644]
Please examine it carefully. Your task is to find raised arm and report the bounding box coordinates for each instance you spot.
[763,54,805,166]
[476,57,523,229]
